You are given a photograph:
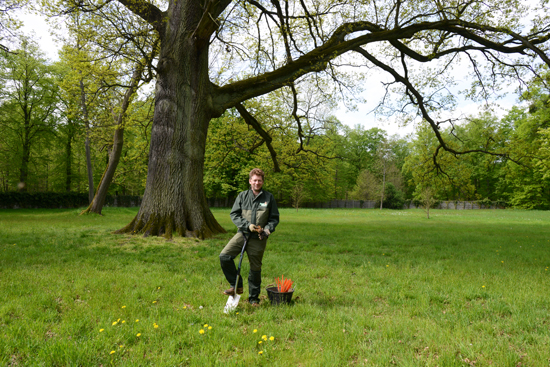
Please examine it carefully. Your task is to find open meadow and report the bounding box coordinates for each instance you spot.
[0,207,549,366]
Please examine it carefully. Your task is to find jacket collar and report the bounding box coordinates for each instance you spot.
[249,188,263,200]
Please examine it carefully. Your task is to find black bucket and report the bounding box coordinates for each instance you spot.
[266,286,294,305]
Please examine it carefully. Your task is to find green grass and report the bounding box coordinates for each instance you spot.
[0,207,549,366]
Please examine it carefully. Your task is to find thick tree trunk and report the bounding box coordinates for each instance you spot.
[117,2,225,239]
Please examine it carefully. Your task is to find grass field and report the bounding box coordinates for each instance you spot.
[0,207,549,366]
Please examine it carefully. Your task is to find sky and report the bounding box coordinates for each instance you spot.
[19,12,60,60]
[18,8,528,139]
[333,82,523,138]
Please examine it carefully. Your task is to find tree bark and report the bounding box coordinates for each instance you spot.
[116,1,225,238]
[82,63,145,215]
[82,127,124,214]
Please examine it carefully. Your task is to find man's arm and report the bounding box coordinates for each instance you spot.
[230,193,252,232]
[264,194,279,233]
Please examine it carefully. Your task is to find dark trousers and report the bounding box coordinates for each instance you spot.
[220,232,267,301]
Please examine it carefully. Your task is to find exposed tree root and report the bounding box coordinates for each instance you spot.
[115,210,226,239]
[80,206,103,216]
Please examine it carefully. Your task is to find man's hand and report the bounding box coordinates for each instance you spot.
[248,224,262,233]
[259,228,270,240]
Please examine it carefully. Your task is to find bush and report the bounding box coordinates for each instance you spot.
[377,182,405,209]
[495,200,508,208]
[478,198,493,208]
[0,192,89,209]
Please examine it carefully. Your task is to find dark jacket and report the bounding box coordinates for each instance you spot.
[230,189,279,236]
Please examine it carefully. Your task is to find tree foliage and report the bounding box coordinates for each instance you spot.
[0,0,27,53]
[500,74,550,209]
[403,123,476,202]
[0,37,59,191]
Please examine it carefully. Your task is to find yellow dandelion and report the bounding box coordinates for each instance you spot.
[153,301,157,304]
[386,265,389,267]
[208,326,212,330]
[135,319,139,322]
[269,336,274,341]
[259,351,263,355]
[482,285,485,288]
[253,329,258,333]
[258,341,262,344]
[262,335,267,340]
[183,306,187,309]
[121,306,126,309]
[154,323,159,329]
[99,329,104,332]
[137,333,141,337]
[110,351,115,355]
[117,319,120,322]
[199,329,205,334]
[122,320,126,324]
[112,321,118,326]
[204,324,208,328]
[236,312,239,315]
[158,287,161,289]
[119,345,123,348]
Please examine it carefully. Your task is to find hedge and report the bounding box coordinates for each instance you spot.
[0,192,142,209]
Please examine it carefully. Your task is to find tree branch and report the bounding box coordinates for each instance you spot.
[214,19,550,112]
[353,46,522,165]
[235,103,281,172]
[192,0,233,41]
[115,0,164,34]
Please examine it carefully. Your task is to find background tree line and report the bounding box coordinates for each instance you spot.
[1,32,549,210]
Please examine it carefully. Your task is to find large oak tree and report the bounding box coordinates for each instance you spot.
[47,0,550,238]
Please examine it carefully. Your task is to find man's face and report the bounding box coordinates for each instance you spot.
[249,175,264,192]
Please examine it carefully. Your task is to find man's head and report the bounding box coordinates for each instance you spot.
[249,168,264,193]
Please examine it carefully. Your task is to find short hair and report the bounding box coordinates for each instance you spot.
[249,168,265,180]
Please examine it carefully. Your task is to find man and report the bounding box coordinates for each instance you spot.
[219,168,279,306]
